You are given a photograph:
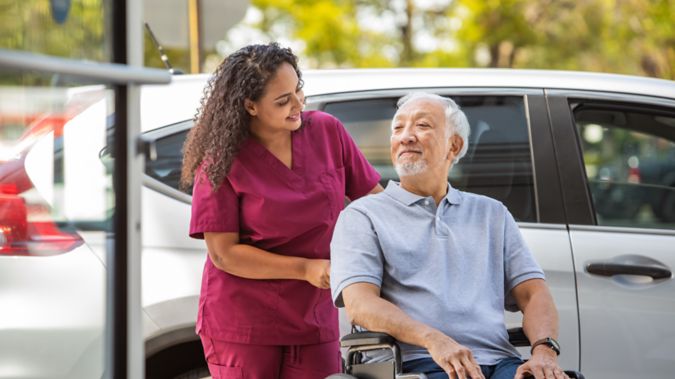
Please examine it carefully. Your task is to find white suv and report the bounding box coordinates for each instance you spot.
[2,69,674,379]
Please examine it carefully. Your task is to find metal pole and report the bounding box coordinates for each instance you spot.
[188,0,201,73]
[0,49,169,84]
[108,0,146,377]
[126,0,144,376]
[109,0,129,376]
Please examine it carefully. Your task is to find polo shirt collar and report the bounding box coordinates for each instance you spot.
[384,180,462,206]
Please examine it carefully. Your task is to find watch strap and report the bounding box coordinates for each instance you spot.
[530,337,560,356]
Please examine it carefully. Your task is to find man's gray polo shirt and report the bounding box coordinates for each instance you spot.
[330,181,545,365]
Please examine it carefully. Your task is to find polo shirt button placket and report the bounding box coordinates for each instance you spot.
[435,207,448,237]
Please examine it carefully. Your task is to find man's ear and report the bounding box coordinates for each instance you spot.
[447,134,464,160]
[244,99,257,116]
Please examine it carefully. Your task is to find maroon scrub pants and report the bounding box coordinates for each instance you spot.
[200,335,342,379]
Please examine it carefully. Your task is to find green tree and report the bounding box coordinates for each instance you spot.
[450,0,674,78]
[0,0,107,61]
[0,0,107,85]
[249,0,396,67]
[226,0,674,79]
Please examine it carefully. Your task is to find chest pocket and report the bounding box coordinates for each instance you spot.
[319,167,346,219]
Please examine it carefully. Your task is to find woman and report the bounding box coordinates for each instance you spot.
[181,43,382,379]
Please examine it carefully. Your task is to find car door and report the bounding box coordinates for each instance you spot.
[135,120,210,377]
[308,88,580,371]
[548,91,675,379]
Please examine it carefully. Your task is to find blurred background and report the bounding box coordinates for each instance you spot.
[0,2,674,379]
[1,0,673,80]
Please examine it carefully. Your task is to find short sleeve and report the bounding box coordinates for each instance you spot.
[334,119,381,200]
[502,207,545,311]
[330,206,384,307]
[189,168,239,239]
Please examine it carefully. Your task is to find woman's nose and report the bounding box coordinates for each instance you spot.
[292,93,304,110]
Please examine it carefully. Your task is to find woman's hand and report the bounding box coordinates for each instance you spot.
[304,259,331,289]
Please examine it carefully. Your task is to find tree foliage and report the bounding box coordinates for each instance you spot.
[0,0,672,80]
[0,0,107,62]
[226,0,674,79]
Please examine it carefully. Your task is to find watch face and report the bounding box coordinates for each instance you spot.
[547,338,561,354]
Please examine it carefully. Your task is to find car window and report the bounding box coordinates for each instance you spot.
[144,121,191,194]
[324,95,536,222]
[573,103,675,229]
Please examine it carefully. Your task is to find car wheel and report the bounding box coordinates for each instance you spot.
[146,340,209,379]
[172,366,211,379]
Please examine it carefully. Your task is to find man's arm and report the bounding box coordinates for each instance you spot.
[343,282,485,379]
[511,278,569,379]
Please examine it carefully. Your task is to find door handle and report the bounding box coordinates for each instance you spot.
[586,255,672,280]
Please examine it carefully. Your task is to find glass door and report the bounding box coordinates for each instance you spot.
[0,1,170,378]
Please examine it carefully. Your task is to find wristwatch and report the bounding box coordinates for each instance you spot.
[530,337,561,356]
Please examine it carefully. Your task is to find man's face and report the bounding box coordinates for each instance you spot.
[390,98,453,177]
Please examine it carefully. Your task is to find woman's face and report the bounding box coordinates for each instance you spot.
[245,62,305,135]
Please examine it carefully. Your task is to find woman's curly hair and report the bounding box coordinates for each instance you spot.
[180,42,302,191]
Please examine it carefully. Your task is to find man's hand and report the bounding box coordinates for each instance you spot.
[304,259,331,288]
[425,332,485,379]
[514,346,569,379]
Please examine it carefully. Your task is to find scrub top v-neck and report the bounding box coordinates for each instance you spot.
[190,110,381,345]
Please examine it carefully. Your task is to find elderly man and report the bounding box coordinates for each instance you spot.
[330,93,568,379]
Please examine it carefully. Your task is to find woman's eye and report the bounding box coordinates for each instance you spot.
[277,99,289,106]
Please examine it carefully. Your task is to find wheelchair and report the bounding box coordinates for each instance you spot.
[327,328,584,379]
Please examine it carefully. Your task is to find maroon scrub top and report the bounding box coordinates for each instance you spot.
[189,111,380,345]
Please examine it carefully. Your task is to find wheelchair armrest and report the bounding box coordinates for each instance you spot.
[341,331,403,375]
[566,371,585,379]
[507,328,585,379]
[507,327,530,347]
[340,331,397,348]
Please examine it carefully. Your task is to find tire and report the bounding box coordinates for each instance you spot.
[172,366,211,379]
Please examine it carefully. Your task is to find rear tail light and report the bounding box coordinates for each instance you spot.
[0,88,104,256]
[0,181,82,257]
[628,167,641,184]
[627,156,641,184]
[0,184,28,253]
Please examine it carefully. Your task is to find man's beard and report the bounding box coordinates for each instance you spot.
[394,159,428,177]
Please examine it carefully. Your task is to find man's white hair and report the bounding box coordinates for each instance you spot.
[394,92,471,164]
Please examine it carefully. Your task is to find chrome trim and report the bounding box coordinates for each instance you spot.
[141,119,193,139]
[517,222,568,230]
[546,89,675,107]
[307,87,542,105]
[301,68,675,100]
[0,48,171,85]
[142,175,192,204]
[569,224,675,236]
[523,93,541,222]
